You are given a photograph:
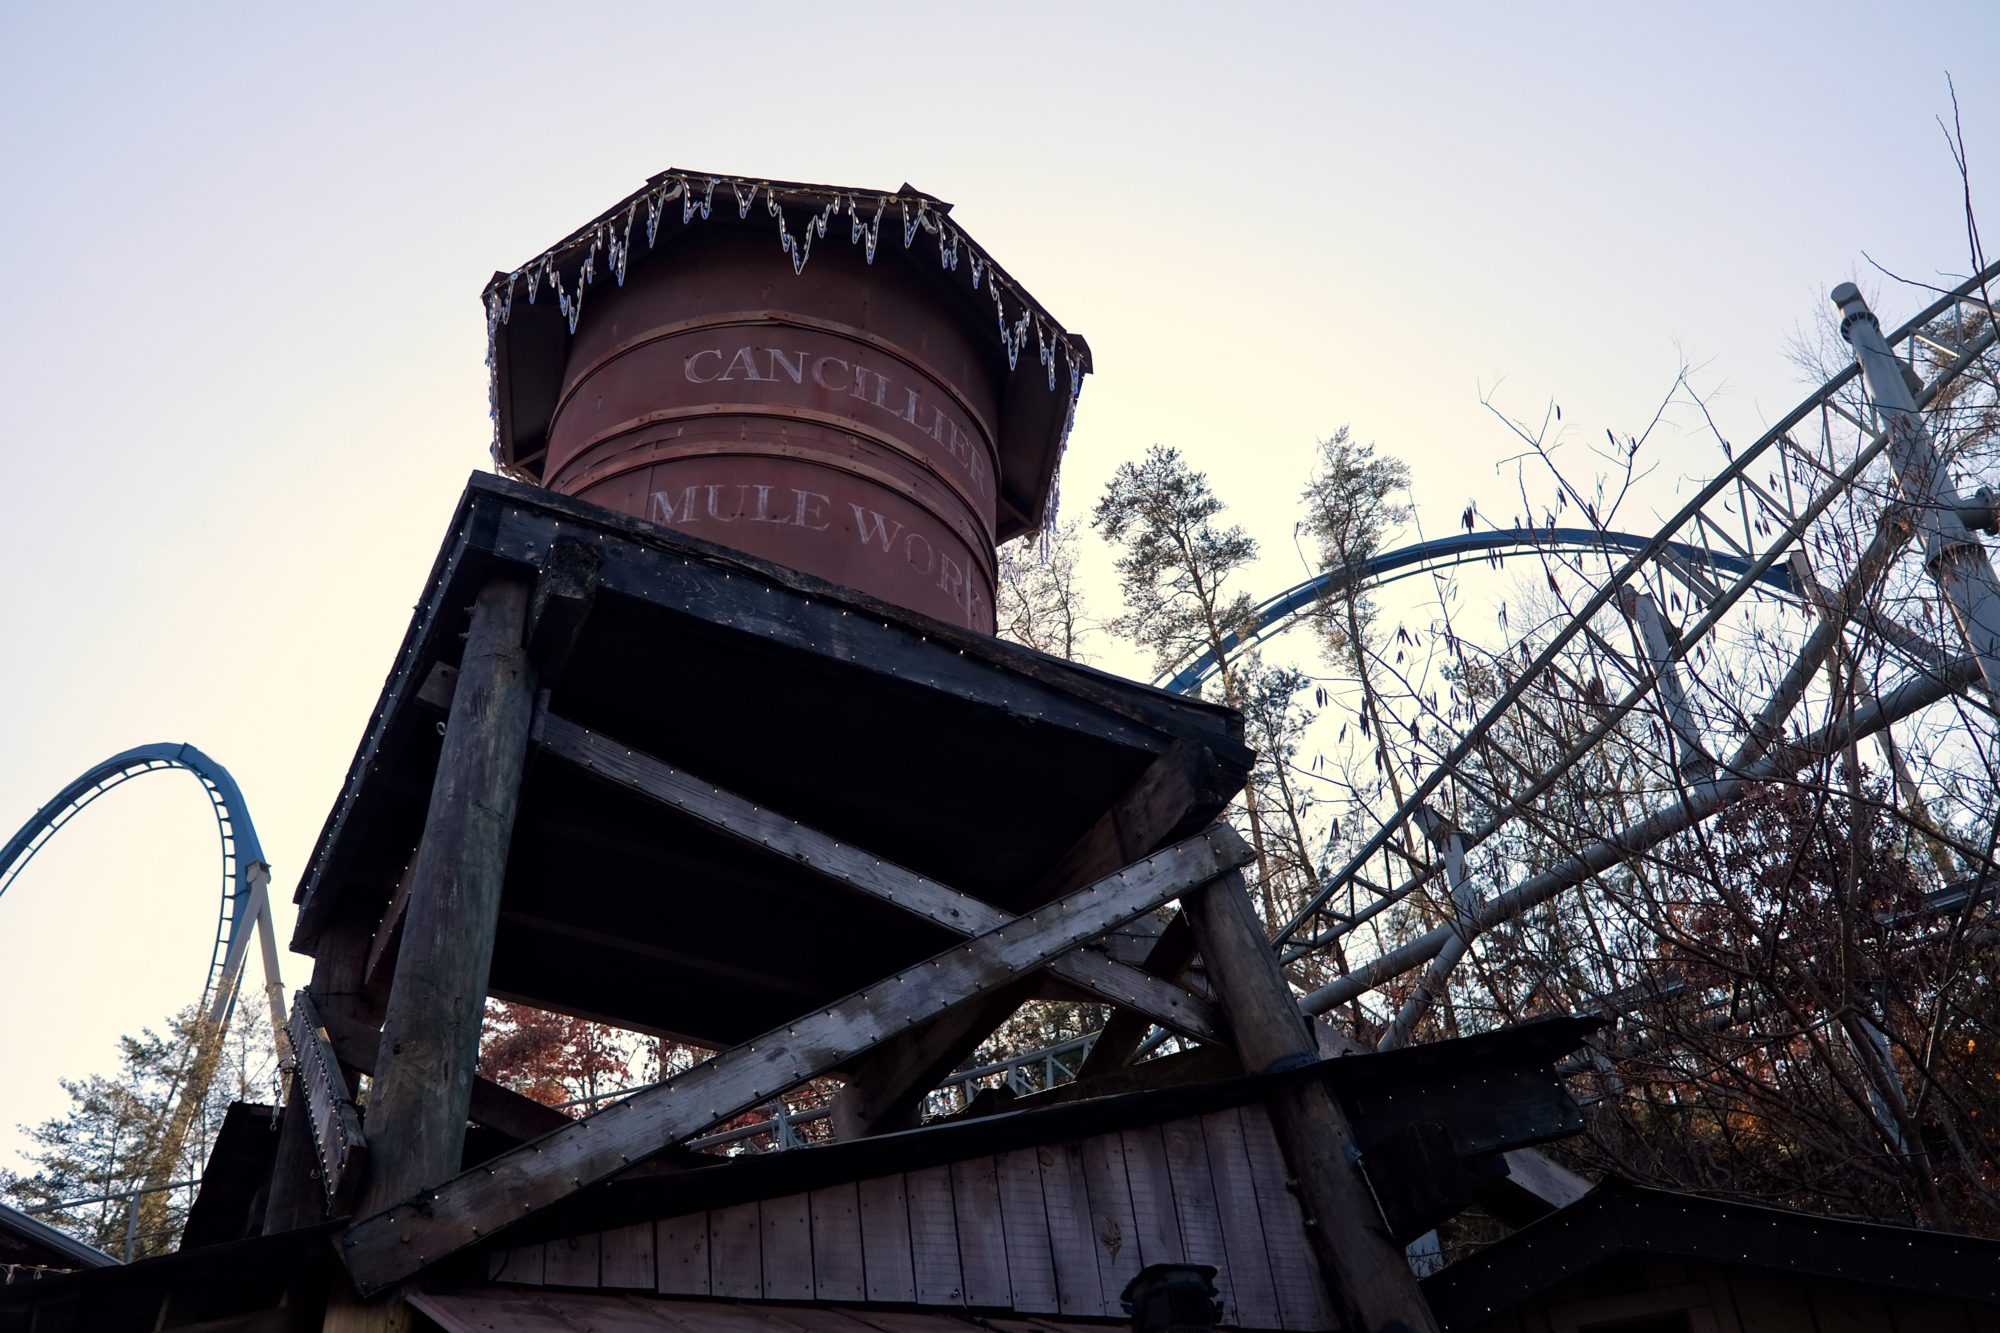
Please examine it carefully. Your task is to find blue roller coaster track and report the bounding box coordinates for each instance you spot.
[0,744,271,1024]
[1156,526,1797,695]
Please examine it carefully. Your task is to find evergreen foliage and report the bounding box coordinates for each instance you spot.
[3,1002,277,1258]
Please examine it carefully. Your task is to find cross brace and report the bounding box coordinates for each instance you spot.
[340,824,1252,1294]
[528,700,1225,1046]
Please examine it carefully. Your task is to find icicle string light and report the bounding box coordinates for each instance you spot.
[483,171,1088,524]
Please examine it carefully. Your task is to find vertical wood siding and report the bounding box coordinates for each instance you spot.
[486,1106,1330,1330]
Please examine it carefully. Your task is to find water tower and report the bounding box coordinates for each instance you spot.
[164,171,1502,1333]
[486,172,1087,631]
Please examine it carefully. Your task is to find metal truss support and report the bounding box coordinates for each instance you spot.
[1618,587,1714,781]
[1377,807,1477,1052]
[1835,283,2000,695]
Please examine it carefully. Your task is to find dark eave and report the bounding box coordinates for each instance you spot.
[1422,1180,2000,1327]
[0,1219,338,1313]
[0,1202,119,1272]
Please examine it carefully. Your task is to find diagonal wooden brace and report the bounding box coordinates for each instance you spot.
[339,824,1252,1294]
[530,702,1225,1045]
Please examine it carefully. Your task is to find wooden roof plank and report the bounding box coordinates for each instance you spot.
[406,1289,588,1333]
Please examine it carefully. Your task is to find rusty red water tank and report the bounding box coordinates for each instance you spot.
[484,171,1091,633]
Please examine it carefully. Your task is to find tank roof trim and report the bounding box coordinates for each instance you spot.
[481,168,1092,516]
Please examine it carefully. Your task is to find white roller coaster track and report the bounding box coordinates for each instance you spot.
[1280,265,2000,1045]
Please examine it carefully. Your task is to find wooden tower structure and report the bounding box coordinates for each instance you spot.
[0,173,1611,1333]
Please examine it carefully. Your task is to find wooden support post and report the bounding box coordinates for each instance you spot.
[524,536,600,680]
[357,575,536,1217]
[1183,869,1442,1333]
[1077,917,1196,1078]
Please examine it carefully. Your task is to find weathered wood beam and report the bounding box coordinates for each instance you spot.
[1044,740,1243,1081]
[286,992,368,1215]
[264,906,378,1233]
[829,985,1031,1139]
[1100,911,1169,966]
[1183,868,1442,1333]
[1077,916,1198,1079]
[357,575,537,1218]
[495,492,1221,756]
[524,536,600,680]
[531,704,1224,1045]
[340,826,1252,1294]
[1036,740,1242,895]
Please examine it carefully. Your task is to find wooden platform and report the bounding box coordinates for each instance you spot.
[291,472,1250,1047]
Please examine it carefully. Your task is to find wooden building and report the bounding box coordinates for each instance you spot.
[3,172,1997,1333]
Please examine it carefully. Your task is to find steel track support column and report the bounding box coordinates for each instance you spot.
[357,576,536,1215]
[1378,807,1476,1052]
[1183,868,1441,1333]
[1835,284,2000,694]
[1619,587,1714,781]
[244,863,294,1065]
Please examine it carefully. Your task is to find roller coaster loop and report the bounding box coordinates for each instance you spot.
[0,743,285,1033]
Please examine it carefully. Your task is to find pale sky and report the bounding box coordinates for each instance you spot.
[2,2,1993,1171]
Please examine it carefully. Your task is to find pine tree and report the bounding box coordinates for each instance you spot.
[1299,428,1413,811]
[1093,445,1279,916]
[2,1001,277,1259]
